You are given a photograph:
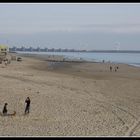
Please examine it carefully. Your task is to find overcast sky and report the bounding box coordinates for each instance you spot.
[0,3,140,50]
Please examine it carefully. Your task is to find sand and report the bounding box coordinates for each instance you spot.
[0,53,140,136]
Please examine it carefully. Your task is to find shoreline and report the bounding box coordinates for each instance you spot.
[16,52,140,71]
[15,51,140,68]
[16,52,140,67]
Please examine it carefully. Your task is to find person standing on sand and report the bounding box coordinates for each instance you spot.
[110,66,112,72]
[115,66,117,72]
[2,103,8,115]
[25,97,31,114]
[5,60,8,66]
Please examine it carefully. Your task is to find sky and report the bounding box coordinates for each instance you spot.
[0,3,140,50]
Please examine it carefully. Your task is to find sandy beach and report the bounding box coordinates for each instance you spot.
[0,53,140,136]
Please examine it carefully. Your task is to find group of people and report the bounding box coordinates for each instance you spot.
[2,97,31,116]
[109,66,119,72]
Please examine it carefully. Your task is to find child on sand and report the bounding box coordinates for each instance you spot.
[2,103,8,115]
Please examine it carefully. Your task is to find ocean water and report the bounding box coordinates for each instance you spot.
[17,51,140,67]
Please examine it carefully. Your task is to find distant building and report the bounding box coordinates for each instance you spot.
[44,48,48,52]
[21,46,26,51]
[29,47,33,52]
[9,46,17,52]
[36,47,41,52]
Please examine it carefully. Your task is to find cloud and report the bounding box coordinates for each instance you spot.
[1,22,140,35]
[78,23,140,34]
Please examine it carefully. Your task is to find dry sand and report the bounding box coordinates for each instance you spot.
[0,54,140,136]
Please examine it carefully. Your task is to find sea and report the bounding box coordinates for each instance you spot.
[16,51,140,67]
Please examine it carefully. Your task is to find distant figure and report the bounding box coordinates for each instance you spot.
[117,66,119,70]
[25,97,31,114]
[3,103,8,115]
[4,60,8,66]
[114,66,117,72]
[110,66,112,72]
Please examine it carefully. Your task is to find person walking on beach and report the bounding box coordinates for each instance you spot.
[4,59,8,66]
[110,66,112,72]
[114,66,118,72]
[2,103,8,115]
[25,97,31,114]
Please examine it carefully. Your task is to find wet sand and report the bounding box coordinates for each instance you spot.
[0,54,140,136]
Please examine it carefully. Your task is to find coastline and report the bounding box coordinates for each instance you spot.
[16,51,140,68]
